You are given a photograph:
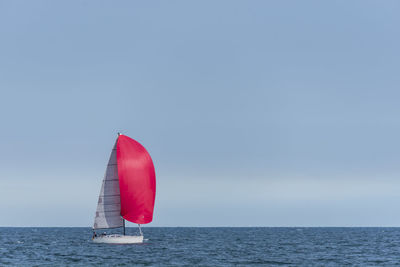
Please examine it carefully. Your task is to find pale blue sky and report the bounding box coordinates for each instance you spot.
[1,1,400,226]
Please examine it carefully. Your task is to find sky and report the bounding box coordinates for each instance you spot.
[1,1,400,227]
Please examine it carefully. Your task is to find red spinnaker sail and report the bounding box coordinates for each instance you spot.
[116,135,156,224]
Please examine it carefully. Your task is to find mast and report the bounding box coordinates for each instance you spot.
[119,132,125,236]
[123,219,126,235]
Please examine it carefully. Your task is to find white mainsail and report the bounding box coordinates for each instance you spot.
[93,141,124,229]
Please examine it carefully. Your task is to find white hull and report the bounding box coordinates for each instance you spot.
[93,234,144,244]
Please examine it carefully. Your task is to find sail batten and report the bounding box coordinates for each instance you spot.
[93,142,124,230]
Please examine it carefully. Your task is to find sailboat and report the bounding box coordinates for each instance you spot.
[92,133,156,244]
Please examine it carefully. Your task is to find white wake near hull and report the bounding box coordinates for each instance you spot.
[93,234,144,244]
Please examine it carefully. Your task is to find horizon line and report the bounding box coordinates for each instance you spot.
[2,226,400,228]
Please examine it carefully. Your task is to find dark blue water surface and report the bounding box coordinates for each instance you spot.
[2,227,400,266]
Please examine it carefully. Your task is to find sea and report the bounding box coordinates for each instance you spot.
[1,227,400,266]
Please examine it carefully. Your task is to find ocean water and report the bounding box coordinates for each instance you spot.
[1,227,400,266]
